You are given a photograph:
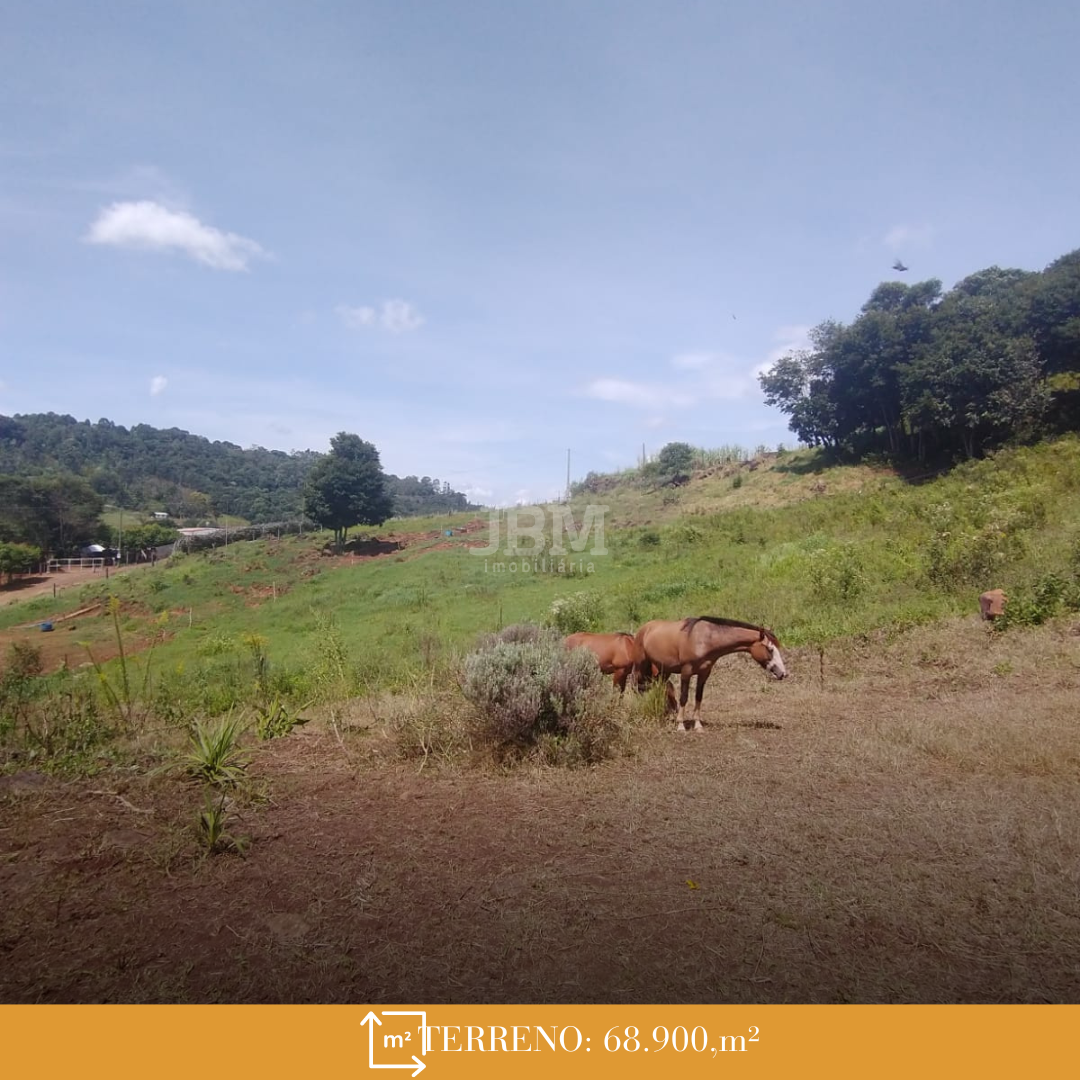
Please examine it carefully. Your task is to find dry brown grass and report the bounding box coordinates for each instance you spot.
[576,453,899,527]
[2,616,1079,1003]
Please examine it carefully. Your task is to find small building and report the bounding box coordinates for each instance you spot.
[153,511,170,520]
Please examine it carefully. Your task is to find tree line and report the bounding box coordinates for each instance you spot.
[758,248,1080,462]
[0,414,480,554]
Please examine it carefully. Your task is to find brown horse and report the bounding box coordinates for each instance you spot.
[564,632,678,711]
[634,617,787,732]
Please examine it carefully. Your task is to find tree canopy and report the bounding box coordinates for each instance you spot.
[302,433,395,545]
[0,413,480,537]
[759,248,1080,462]
[0,474,103,554]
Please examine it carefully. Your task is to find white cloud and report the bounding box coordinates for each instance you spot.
[336,299,424,333]
[670,351,714,371]
[883,223,934,250]
[585,349,767,413]
[584,378,693,409]
[149,375,168,396]
[85,200,267,271]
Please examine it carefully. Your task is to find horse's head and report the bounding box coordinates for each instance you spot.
[750,633,787,679]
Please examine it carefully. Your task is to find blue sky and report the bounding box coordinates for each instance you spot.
[2,1,1077,506]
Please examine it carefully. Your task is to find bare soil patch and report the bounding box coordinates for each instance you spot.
[2,621,1079,1004]
[0,565,142,609]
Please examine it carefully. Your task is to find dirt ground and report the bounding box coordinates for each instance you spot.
[0,565,139,609]
[0,565,157,673]
[2,623,1079,1005]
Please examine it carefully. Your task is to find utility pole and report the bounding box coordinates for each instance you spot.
[566,448,571,502]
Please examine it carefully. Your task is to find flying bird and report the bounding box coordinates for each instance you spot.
[893,259,909,272]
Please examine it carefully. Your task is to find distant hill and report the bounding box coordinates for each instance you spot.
[0,413,481,521]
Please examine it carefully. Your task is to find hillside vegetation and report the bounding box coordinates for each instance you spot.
[3,435,1080,772]
[759,247,1080,462]
[0,412,479,526]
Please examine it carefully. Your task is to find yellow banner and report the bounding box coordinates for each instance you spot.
[2,1005,1074,1079]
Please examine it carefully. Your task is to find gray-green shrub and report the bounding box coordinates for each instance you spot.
[461,633,620,765]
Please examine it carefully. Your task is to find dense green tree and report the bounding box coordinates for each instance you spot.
[758,247,1080,465]
[112,522,179,555]
[0,541,43,583]
[759,328,844,450]
[303,433,395,546]
[656,441,695,481]
[1030,250,1080,376]
[0,473,102,553]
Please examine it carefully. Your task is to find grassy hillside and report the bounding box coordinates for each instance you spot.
[3,436,1080,747]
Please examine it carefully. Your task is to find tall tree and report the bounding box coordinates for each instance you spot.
[758,322,845,450]
[0,473,103,553]
[303,433,394,546]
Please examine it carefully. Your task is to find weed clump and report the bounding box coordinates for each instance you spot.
[995,572,1080,630]
[547,591,604,634]
[461,627,621,766]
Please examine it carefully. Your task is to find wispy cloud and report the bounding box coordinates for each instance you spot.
[336,299,425,333]
[883,223,934,250]
[584,378,693,409]
[85,200,267,271]
[584,349,764,412]
[669,351,714,371]
[149,375,168,396]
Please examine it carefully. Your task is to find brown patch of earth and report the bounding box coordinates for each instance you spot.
[3,637,1079,1004]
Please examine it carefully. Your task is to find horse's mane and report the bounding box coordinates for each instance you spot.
[683,616,780,646]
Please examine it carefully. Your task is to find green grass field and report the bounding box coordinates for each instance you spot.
[3,435,1080,766]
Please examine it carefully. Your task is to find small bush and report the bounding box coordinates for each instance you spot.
[184,714,250,785]
[196,791,248,856]
[253,695,310,740]
[5,641,44,680]
[996,572,1079,630]
[548,591,604,634]
[196,633,234,658]
[807,541,867,603]
[385,690,471,765]
[461,635,621,765]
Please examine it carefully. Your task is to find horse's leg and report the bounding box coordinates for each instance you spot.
[676,668,692,731]
[614,668,628,693]
[664,678,678,715]
[691,664,714,731]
